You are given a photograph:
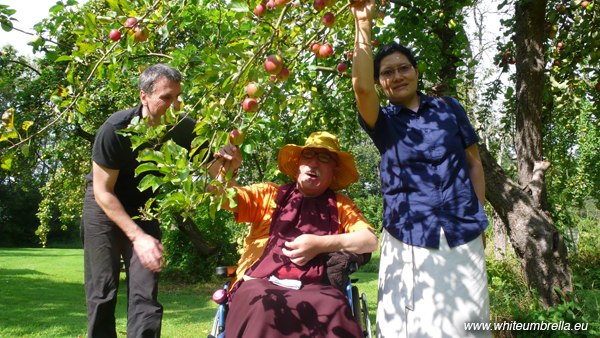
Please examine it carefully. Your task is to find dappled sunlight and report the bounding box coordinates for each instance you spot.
[377,230,489,337]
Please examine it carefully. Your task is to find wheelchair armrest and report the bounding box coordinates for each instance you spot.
[215,265,237,278]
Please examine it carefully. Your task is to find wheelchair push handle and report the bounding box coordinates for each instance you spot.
[215,265,237,278]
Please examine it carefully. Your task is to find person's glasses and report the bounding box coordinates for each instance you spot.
[379,64,414,79]
[301,149,336,163]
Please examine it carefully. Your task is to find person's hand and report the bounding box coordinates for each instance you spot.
[132,232,165,273]
[350,0,376,22]
[282,234,322,266]
[214,143,242,176]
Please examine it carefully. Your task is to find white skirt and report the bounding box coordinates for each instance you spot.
[376,228,491,338]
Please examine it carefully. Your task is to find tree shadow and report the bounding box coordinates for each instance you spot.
[0,268,87,337]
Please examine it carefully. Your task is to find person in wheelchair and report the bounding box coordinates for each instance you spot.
[211,131,378,337]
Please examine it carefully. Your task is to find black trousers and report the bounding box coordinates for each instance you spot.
[81,185,163,338]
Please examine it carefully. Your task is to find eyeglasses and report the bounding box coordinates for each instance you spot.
[301,149,337,164]
[379,64,414,79]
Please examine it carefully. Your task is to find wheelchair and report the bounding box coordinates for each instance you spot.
[208,263,372,338]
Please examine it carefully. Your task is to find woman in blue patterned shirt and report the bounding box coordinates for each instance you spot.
[350,1,491,337]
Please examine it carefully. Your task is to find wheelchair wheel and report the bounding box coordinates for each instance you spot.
[207,310,219,338]
[361,292,372,338]
[351,285,363,331]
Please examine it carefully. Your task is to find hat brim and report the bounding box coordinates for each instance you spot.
[277,144,359,191]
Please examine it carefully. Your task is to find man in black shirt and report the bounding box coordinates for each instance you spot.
[81,64,195,337]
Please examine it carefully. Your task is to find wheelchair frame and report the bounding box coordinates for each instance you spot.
[208,265,372,338]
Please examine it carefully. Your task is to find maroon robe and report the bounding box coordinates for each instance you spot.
[225,183,364,338]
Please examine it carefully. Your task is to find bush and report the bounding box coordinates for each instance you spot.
[161,206,243,283]
[0,184,42,247]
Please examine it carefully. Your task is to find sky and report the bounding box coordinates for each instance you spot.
[0,0,61,57]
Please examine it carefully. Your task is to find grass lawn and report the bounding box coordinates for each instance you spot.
[0,248,379,337]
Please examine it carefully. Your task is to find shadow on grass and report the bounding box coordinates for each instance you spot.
[160,282,222,335]
[0,269,87,337]
[0,268,221,337]
[0,248,381,337]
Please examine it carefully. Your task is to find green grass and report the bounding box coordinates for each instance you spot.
[0,248,379,337]
[3,247,599,337]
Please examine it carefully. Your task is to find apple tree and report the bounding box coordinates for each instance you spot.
[0,0,391,275]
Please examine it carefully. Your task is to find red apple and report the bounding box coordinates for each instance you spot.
[313,0,326,11]
[580,1,589,8]
[246,82,260,97]
[125,17,137,28]
[310,42,321,54]
[337,62,347,73]
[109,29,122,42]
[318,44,333,58]
[134,26,149,42]
[275,0,289,6]
[229,129,245,146]
[267,0,276,10]
[277,67,290,81]
[372,40,379,48]
[254,2,267,16]
[595,82,600,92]
[557,41,565,49]
[242,97,258,112]
[347,51,354,59]
[322,12,335,27]
[264,54,283,74]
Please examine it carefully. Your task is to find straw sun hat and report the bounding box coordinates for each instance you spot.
[277,131,359,191]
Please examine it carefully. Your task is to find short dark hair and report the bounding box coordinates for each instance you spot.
[139,63,182,95]
[373,42,417,82]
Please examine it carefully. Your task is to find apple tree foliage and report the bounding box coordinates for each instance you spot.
[0,0,393,273]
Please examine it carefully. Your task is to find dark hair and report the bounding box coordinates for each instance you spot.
[373,42,417,82]
[139,63,182,95]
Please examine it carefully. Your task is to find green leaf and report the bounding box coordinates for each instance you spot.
[229,0,249,12]
[138,174,162,192]
[54,55,74,63]
[49,4,65,13]
[20,144,30,157]
[135,162,159,176]
[1,20,13,32]
[1,155,12,170]
[138,149,164,163]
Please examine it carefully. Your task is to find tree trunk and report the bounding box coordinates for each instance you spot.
[492,210,507,260]
[174,215,218,256]
[429,0,460,97]
[480,145,571,307]
[514,0,549,211]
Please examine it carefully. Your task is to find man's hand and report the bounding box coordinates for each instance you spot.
[282,234,323,266]
[132,232,165,272]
